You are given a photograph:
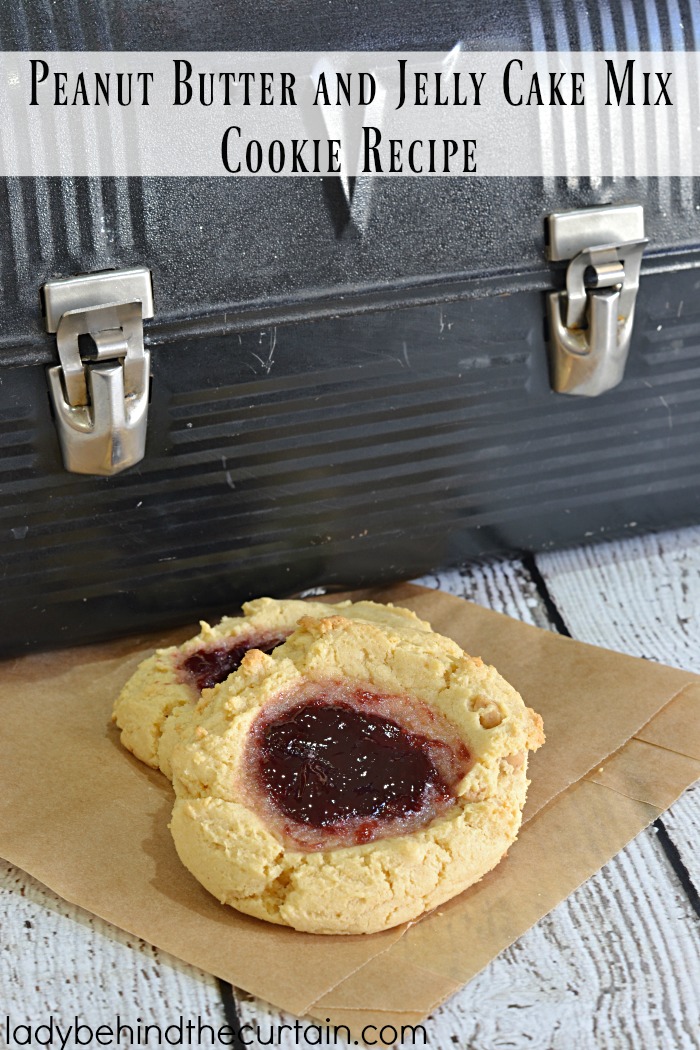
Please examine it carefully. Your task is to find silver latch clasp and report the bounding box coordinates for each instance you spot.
[43,267,154,476]
[546,205,646,397]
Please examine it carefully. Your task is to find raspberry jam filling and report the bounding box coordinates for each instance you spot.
[244,682,471,851]
[181,630,291,692]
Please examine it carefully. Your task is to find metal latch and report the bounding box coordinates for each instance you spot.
[546,205,646,397]
[43,267,154,476]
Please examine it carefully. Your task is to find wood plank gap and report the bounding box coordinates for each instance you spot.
[216,979,248,1050]
[534,543,700,922]
[522,552,572,637]
[653,819,700,921]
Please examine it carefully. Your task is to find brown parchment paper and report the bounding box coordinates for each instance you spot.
[1,583,699,1037]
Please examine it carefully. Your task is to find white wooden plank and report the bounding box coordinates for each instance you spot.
[536,525,700,669]
[537,525,700,878]
[0,859,224,1024]
[423,830,700,1050]
[416,557,555,631]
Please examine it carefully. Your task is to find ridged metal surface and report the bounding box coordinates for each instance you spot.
[2,1,700,357]
[3,274,700,652]
[3,0,700,650]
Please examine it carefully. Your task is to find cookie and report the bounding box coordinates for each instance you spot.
[112,597,432,778]
[169,614,544,935]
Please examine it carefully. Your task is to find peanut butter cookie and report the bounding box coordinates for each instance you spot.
[169,614,544,934]
[112,597,432,778]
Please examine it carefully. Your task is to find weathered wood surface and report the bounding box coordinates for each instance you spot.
[539,527,700,883]
[1,532,698,1049]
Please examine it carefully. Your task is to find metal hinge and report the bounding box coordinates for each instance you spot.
[43,267,154,476]
[546,205,647,397]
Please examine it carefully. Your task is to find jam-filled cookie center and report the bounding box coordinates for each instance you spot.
[246,682,471,851]
[180,630,291,692]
